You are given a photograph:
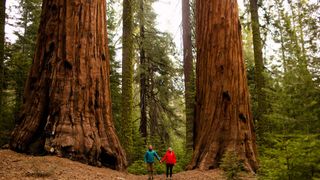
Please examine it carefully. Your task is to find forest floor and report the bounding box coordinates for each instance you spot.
[0,149,256,180]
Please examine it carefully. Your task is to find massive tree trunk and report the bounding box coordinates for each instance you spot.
[0,0,5,123]
[10,0,127,170]
[249,0,266,132]
[139,0,147,142]
[121,0,134,158]
[182,0,195,152]
[188,0,258,172]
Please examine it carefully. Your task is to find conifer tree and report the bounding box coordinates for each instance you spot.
[138,0,183,149]
[188,0,258,171]
[182,0,195,152]
[249,0,267,134]
[121,0,134,159]
[10,0,127,170]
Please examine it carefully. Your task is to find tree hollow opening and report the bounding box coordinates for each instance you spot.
[100,151,117,170]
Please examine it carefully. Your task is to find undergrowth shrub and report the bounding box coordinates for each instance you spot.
[128,160,165,175]
[220,151,244,180]
[258,134,320,180]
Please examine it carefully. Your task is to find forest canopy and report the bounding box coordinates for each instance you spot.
[0,0,319,179]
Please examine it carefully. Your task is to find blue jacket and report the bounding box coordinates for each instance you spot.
[144,150,160,163]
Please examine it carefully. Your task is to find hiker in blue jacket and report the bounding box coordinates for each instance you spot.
[144,145,161,180]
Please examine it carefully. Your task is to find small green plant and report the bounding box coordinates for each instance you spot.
[127,160,148,175]
[128,160,166,175]
[220,151,243,180]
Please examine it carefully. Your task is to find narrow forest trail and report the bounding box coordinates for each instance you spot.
[0,150,256,180]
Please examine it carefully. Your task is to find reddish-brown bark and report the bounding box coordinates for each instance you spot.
[10,0,127,170]
[188,0,258,172]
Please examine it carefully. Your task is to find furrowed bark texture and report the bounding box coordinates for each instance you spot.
[121,0,134,157]
[10,0,127,170]
[182,0,195,152]
[188,0,258,172]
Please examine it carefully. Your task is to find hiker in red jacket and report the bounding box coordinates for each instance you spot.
[160,147,176,180]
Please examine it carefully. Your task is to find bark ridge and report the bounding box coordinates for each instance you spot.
[10,0,127,170]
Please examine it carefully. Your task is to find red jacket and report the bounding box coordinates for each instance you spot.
[161,150,177,165]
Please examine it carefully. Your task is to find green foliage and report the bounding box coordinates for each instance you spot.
[128,160,149,175]
[128,159,169,175]
[265,69,319,134]
[0,90,15,146]
[173,153,190,173]
[169,136,190,172]
[259,134,320,180]
[131,121,148,162]
[128,157,187,175]
[128,140,190,175]
[245,1,320,179]
[133,0,184,155]
[8,0,41,111]
[1,0,42,145]
[220,151,244,180]
[1,1,318,179]
[107,0,122,134]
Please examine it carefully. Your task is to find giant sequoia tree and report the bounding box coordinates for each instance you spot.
[10,0,127,170]
[188,0,258,172]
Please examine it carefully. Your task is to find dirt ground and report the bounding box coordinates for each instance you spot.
[0,150,256,180]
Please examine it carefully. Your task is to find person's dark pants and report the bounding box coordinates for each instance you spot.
[147,163,154,179]
[166,164,174,177]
